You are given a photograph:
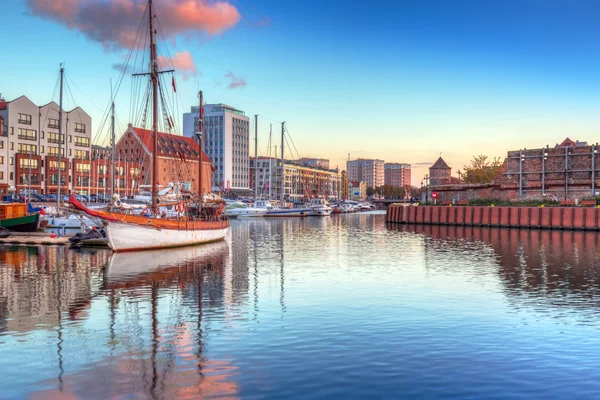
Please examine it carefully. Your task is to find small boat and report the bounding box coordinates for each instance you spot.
[0,227,11,238]
[42,213,98,229]
[225,202,268,218]
[0,203,40,232]
[69,227,108,247]
[308,198,332,216]
[254,199,310,217]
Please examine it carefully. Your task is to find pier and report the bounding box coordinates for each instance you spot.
[0,232,70,246]
[386,204,600,230]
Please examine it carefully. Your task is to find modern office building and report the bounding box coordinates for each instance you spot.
[183,103,250,193]
[346,158,385,188]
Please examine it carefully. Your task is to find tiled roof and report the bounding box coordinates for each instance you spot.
[131,127,211,162]
[430,157,450,169]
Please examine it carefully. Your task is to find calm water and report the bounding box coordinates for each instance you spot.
[2,213,600,399]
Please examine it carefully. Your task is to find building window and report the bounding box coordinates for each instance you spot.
[48,160,66,171]
[41,146,44,153]
[48,119,59,129]
[0,171,3,179]
[0,156,3,164]
[48,132,65,144]
[17,128,37,141]
[74,150,89,160]
[48,147,63,157]
[10,172,13,180]
[17,143,37,155]
[18,113,32,125]
[74,123,86,133]
[10,157,14,166]
[76,163,91,173]
[19,158,39,169]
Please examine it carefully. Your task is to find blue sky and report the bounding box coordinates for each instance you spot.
[2,0,600,185]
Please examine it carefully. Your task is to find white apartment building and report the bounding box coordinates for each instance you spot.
[250,157,342,202]
[346,158,385,188]
[183,104,250,193]
[0,95,92,195]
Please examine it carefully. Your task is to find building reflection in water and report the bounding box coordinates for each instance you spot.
[0,237,252,399]
[394,224,600,315]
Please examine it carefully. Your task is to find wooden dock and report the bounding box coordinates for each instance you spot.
[0,232,70,246]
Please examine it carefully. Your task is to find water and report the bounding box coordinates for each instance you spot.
[2,213,600,399]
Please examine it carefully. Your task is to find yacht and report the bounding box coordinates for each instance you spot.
[225,202,268,218]
[308,198,332,216]
[254,199,310,217]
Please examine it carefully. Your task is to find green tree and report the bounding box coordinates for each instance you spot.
[366,186,375,197]
[458,154,502,184]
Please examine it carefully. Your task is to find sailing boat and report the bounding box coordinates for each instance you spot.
[69,0,229,252]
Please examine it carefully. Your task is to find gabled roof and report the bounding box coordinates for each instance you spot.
[130,127,211,162]
[430,157,450,169]
[559,137,587,147]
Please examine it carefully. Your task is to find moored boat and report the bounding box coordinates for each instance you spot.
[225,202,268,218]
[0,203,40,232]
[254,199,310,217]
[308,198,333,216]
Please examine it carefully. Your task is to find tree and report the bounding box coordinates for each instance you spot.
[366,186,375,197]
[458,154,502,184]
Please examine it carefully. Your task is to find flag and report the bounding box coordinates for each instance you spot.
[172,76,176,93]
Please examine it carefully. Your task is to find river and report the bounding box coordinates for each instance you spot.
[2,212,600,399]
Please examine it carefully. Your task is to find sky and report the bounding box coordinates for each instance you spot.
[2,0,600,186]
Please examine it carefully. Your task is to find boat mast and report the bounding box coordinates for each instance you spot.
[197,90,203,203]
[268,124,272,200]
[280,121,285,205]
[149,0,159,213]
[57,66,64,211]
[110,100,115,199]
[254,114,258,202]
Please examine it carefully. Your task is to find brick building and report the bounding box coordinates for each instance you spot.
[114,125,213,196]
[429,138,600,203]
[384,163,411,187]
[429,157,452,185]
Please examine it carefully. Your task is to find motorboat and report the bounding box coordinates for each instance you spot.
[42,213,98,229]
[254,199,310,217]
[225,202,268,218]
[308,198,332,216]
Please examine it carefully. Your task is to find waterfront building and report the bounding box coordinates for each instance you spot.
[384,163,411,187]
[298,157,330,169]
[429,157,452,186]
[341,170,348,200]
[0,115,6,194]
[346,158,385,188]
[112,124,213,197]
[183,104,250,194]
[0,95,92,195]
[250,157,342,201]
[348,180,367,201]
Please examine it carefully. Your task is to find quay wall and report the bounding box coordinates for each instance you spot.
[386,204,600,230]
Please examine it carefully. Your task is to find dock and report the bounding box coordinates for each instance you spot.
[0,232,71,246]
[386,204,600,231]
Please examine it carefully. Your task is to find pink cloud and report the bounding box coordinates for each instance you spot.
[224,71,246,89]
[26,0,241,50]
[158,51,197,79]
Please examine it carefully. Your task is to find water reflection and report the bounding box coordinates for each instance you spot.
[394,224,600,318]
[3,216,600,398]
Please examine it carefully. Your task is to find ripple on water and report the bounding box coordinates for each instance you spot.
[2,218,600,398]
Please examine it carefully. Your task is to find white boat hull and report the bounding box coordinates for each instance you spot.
[309,207,332,216]
[225,208,268,218]
[265,209,310,217]
[105,220,229,252]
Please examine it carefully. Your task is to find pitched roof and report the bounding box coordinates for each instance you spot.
[131,127,211,162]
[559,137,587,147]
[430,157,450,169]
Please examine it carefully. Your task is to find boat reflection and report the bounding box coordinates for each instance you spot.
[104,239,231,287]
